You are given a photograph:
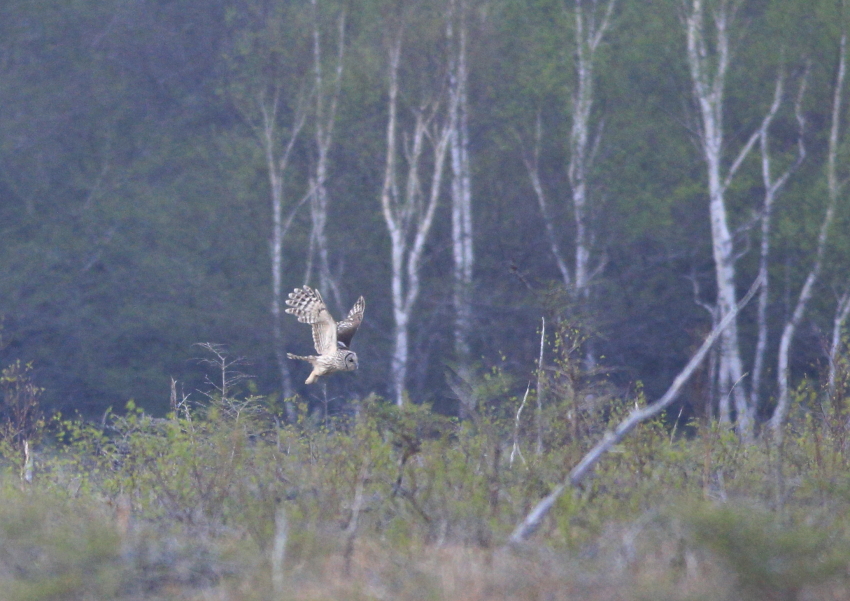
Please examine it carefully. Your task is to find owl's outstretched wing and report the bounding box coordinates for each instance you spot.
[285,286,337,356]
[336,296,365,349]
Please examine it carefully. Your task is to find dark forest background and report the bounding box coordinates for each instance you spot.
[1,0,848,419]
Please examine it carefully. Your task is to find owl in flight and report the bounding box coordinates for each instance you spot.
[285,286,365,384]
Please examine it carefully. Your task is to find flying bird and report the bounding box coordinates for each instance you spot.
[285,286,365,384]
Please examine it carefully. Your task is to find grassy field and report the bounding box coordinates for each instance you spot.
[1,348,850,600]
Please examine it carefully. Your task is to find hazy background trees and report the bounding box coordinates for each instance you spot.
[1,0,848,429]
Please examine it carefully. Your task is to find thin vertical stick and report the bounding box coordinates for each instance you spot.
[536,317,545,455]
[343,457,369,576]
[22,439,32,484]
[511,383,531,466]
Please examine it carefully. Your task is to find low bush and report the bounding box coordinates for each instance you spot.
[0,342,849,599]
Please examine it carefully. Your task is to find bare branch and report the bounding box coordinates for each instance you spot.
[722,69,784,192]
[685,269,718,318]
[520,116,573,288]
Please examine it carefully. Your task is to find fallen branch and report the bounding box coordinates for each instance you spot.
[508,273,763,544]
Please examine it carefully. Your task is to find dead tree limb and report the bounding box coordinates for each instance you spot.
[507,273,763,544]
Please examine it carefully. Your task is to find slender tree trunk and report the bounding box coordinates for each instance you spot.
[750,70,807,413]
[771,32,847,439]
[520,0,614,334]
[569,0,614,301]
[828,289,850,399]
[447,0,474,373]
[270,174,294,403]
[391,307,410,406]
[380,34,452,405]
[261,92,307,411]
[227,12,311,416]
[307,1,345,309]
[569,0,615,368]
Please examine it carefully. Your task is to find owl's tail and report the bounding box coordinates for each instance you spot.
[286,353,314,363]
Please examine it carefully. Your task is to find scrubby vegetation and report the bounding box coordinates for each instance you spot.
[2,340,850,601]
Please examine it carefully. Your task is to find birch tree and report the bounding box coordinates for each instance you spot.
[380,31,452,406]
[522,0,614,330]
[770,30,848,438]
[567,0,614,308]
[684,0,777,437]
[446,0,474,372]
[305,0,346,310]
[224,3,311,408]
[263,94,307,409]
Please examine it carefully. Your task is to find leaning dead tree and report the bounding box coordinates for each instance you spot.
[380,31,452,406]
[508,275,762,544]
[770,31,848,439]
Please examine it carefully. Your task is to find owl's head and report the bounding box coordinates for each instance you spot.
[343,350,359,371]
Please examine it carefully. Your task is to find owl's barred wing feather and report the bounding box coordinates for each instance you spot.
[285,286,337,356]
[337,296,365,349]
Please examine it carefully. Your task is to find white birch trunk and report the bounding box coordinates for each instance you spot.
[685,0,768,438]
[770,33,847,438]
[447,0,475,369]
[261,92,307,406]
[570,0,615,368]
[828,290,850,399]
[750,70,807,413]
[569,0,614,301]
[381,35,452,406]
[307,1,345,310]
[521,0,614,305]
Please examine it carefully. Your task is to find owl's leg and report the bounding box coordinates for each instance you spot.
[288,353,321,384]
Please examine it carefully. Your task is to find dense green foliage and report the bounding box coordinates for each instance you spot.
[1,0,849,417]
